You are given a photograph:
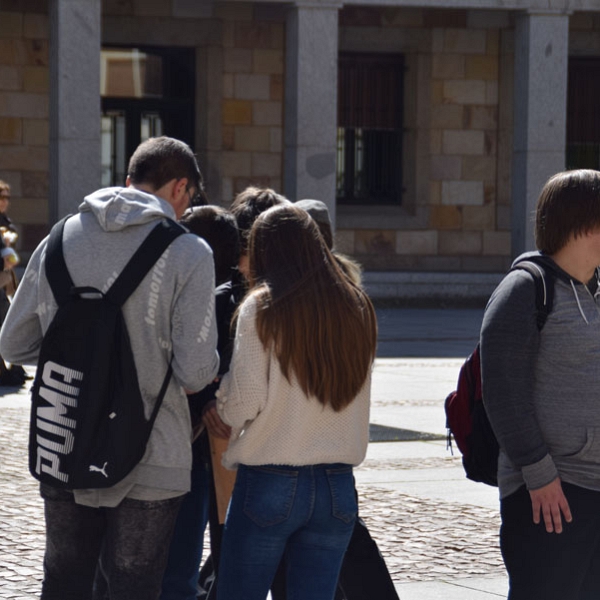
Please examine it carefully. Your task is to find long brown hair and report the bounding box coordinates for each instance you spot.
[246,204,377,411]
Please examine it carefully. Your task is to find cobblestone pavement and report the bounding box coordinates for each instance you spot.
[0,405,504,598]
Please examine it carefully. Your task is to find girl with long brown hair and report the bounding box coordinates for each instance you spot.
[215,204,377,600]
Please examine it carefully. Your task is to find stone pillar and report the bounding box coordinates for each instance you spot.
[49,0,101,222]
[511,11,569,255]
[284,2,340,226]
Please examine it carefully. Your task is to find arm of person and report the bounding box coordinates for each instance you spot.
[0,241,46,365]
[216,295,270,429]
[171,241,220,393]
[480,269,570,533]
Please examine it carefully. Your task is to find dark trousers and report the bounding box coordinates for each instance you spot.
[501,483,600,600]
[40,484,183,600]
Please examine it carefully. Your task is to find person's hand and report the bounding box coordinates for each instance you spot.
[202,400,232,439]
[529,477,572,533]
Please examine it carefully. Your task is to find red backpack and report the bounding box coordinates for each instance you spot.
[444,258,554,486]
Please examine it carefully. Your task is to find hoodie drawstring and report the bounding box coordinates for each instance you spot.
[571,279,589,324]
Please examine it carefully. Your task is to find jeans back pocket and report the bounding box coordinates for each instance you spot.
[242,465,298,527]
[326,466,357,524]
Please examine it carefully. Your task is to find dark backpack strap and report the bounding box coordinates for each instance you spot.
[106,218,185,307]
[510,259,555,331]
[45,215,75,307]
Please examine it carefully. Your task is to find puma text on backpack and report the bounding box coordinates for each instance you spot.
[29,216,184,489]
[444,258,555,486]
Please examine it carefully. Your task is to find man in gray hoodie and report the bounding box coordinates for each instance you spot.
[480,169,600,600]
[0,136,219,600]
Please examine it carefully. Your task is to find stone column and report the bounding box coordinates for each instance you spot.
[49,0,101,222]
[284,2,340,225]
[511,11,569,255]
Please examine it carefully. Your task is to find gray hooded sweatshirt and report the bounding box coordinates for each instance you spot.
[481,251,600,499]
[0,187,219,506]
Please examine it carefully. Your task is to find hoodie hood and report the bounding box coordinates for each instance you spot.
[79,187,177,232]
[512,250,583,288]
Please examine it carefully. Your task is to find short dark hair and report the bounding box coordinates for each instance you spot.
[535,169,600,254]
[127,136,203,194]
[180,205,240,286]
[230,187,289,252]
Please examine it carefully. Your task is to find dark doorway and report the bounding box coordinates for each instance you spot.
[101,46,195,186]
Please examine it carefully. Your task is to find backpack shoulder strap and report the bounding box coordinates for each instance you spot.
[44,215,74,307]
[510,258,555,331]
[106,218,186,307]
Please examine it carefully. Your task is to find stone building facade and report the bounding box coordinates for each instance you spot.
[0,0,599,299]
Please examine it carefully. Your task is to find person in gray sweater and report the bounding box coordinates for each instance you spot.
[480,169,600,600]
[0,137,219,600]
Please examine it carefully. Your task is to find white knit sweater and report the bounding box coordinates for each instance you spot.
[216,294,371,470]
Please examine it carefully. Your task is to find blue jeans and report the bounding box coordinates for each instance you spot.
[217,463,357,600]
[161,443,210,600]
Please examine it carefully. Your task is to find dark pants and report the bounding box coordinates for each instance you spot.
[501,483,600,600]
[40,484,183,600]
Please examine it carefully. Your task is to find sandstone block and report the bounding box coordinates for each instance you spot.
[0,145,47,170]
[439,230,482,255]
[0,92,48,118]
[234,126,270,152]
[224,48,252,74]
[234,22,276,50]
[430,181,441,205]
[0,12,23,39]
[223,74,234,98]
[430,155,462,180]
[270,74,283,101]
[465,56,498,81]
[0,66,21,90]
[431,104,463,129]
[23,13,48,39]
[23,66,48,93]
[443,80,486,105]
[253,101,282,126]
[21,169,48,197]
[432,54,465,79]
[396,230,438,255]
[334,229,355,254]
[429,205,462,230]
[355,230,395,255]
[234,74,270,100]
[443,28,487,54]
[442,180,484,206]
[462,204,495,230]
[483,230,511,255]
[485,81,498,105]
[251,152,281,177]
[463,106,497,130]
[0,117,21,144]
[253,49,283,74]
[442,130,485,155]
[461,156,496,181]
[222,99,252,125]
[222,125,235,151]
[221,151,251,177]
[269,127,282,153]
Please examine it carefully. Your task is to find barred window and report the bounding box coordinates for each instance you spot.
[337,53,404,205]
[567,57,600,170]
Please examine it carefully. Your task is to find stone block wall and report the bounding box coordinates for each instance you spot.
[219,4,285,205]
[336,7,511,273]
[0,5,49,259]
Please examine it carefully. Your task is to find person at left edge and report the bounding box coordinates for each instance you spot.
[0,136,220,600]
